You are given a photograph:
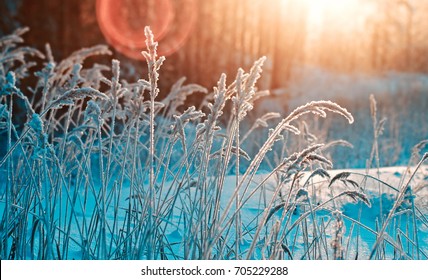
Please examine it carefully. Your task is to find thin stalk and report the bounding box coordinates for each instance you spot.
[97,121,107,259]
[4,95,13,259]
[41,141,52,259]
[370,153,426,259]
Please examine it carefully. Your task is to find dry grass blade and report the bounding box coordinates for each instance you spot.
[0,27,28,47]
[285,100,354,125]
[301,168,331,189]
[306,153,333,168]
[328,172,351,188]
[49,87,108,109]
[281,144,325,173]
[342,191,371,207]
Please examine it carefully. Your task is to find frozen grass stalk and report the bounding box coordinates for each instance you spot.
[141,26,165,259]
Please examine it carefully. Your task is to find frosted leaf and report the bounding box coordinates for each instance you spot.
[170,107,203,154]
[328,172,362,191]
[312,107,327,118]
[1,71,24,98]
[196,123,206,134]
[281,144,324,175]
[286,100,354,125]
[198,73,228,142]
[69,63,83,88]
[45,43,54,63]
[211,146,251,161]
[305,153,333,168]
[255,118,268,128]
[173,106,205,123]
[84,100,102,126]
[161,77,207,111]
[254,112,280,129]
[322,140,354,150]
[261,112,281,121]
[307,168,331,181]
[28,113,44,135]
[142,26,157,60]
[252,90,270,102]
[155,56,166,71]
[142,26,165,102]
[283,124,300,135]
[328,172,352,188]
[49,87,108,109]
[138,79,151,88]
[36,61,55,77]
[295,188,309,201]
[412,140,428,158]
[6,71,16,85]
[57,45,111,71]
[231,58,266,121]
[0,27,28,47]
[343,191,371,207]
[245,56,266,92]
[142,101,165,111]
[100,77,112,87]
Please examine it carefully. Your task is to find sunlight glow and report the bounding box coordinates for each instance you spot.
[302,0,361,29]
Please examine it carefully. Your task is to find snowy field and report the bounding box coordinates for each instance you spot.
[15,165,424,260]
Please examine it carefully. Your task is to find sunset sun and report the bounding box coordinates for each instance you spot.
[300,0,364,28]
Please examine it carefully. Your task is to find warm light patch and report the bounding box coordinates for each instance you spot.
[96,0,197,60]
[302,0,361,30]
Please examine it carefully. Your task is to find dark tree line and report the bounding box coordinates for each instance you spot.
[1,0,428,97]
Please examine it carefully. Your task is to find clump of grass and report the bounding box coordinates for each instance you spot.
[0,27,427,260]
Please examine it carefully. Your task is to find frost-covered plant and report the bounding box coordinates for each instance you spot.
[0,26,426,261]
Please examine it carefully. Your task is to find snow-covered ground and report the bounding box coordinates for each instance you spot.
[262,67,428,109]
[55,164,427,260]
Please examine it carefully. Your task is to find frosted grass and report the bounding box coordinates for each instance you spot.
[0,27,427,260]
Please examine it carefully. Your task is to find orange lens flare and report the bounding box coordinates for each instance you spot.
[96,0,197,60]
